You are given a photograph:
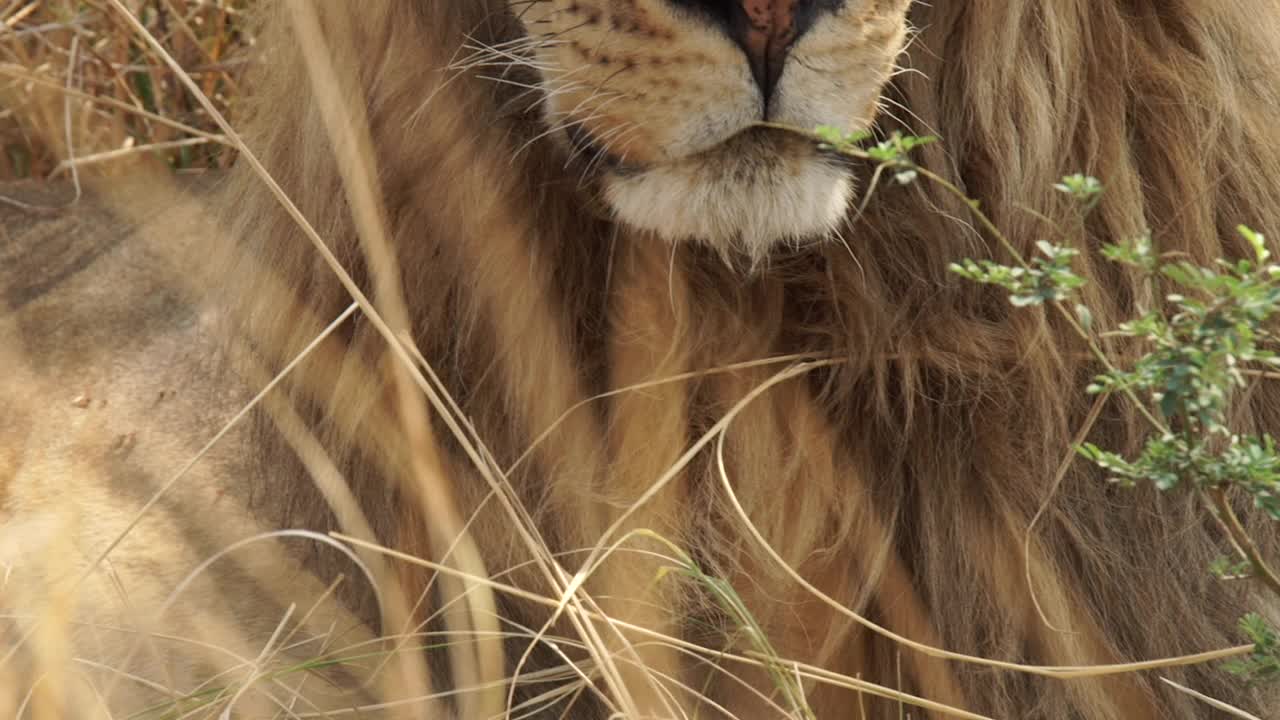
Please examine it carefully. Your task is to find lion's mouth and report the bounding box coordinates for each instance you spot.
[564,123,849,180]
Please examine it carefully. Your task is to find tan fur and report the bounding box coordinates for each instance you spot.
[7,0,1280,717]
[0,179,384,716]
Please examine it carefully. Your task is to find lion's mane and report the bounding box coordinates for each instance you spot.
[217,1,1280,716]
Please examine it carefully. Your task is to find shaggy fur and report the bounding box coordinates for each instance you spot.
[129,0,1280,717]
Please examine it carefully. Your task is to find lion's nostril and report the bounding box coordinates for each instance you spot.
[735,0,800,102]
[668,0,829,106]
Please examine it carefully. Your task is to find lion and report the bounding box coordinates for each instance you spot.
[5,0,1280,717]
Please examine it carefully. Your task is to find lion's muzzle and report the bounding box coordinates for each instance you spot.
[670,0,832,108]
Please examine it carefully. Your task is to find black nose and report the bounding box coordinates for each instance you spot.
[668,0,828,103]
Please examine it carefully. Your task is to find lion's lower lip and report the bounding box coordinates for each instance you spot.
[569,124,844,179]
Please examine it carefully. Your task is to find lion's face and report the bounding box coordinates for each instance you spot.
[512,0,911,256]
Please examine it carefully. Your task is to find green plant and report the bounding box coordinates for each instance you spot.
[801,124,1280,690]
[1225,613,1280,684]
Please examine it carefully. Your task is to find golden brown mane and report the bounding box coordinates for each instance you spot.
[215,1,1280,716]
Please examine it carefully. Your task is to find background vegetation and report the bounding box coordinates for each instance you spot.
[2,0,249,180]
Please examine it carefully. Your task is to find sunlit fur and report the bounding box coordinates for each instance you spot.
[214,1,1280,717]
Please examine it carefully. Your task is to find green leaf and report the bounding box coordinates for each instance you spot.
[1053,173,1104,210]
[1076,304,1093,332]
[1240,224,1271,264]
[813,125,845,145]
[1224,613,1280,684]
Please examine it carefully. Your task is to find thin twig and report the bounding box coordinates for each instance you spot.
[1208,486,1280,597]
[1024,391,1111,632]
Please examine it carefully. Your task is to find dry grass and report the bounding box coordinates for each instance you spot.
[0,5,977,715]
[1,0,251,180]
[0,3,1267,719]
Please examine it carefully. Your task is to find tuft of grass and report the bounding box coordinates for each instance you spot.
[1,0,254,179]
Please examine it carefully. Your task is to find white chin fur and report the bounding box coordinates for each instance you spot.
[603,151,853,262]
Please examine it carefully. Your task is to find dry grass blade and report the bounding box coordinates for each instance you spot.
[48,135,212,176]
[1158,677,1264,720]
[1024,391,1110,633]
[333,532,997,720]
[281,2,501,715]
[709,404,1258,679]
